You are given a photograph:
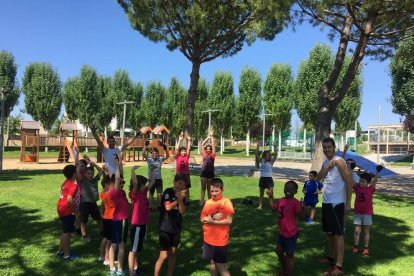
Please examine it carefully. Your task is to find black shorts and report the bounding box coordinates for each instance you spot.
[111,219,129,244]
[200,171,215,179]
[322,203,345,235]
[80,202,102,223]
[277,234,298,256]
[184,174,191,188]
[259,177,274,189]
[102,218,112,240]
[305,202,317,208]
[159,232,180,250]
[150,179,163,194]
[130,224,147,253]
[203,242,228,264]
[60,215,76,233]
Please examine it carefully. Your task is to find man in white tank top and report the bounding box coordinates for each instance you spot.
[317,137,353,276]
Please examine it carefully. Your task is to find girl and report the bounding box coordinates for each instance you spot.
[175,132,192,203]
[255,143,277,209]
[200,129,215,206]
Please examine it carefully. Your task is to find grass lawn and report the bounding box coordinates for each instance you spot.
[1,167,414,276]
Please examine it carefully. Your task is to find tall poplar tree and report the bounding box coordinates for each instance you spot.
[141,81,167,127]
[0,50,20,118]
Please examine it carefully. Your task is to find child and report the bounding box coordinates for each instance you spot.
[255,143,277,209]
[302,171,323,224]
[175,132,192,204]
[200,129,216,206]
[268,181,305,276]
[79,156,104,242]
[56,164,81,261]
[108,154,129,276]
[342,144,360,184]
[143,140,170,210]
[200,178,235,276]
[128,165,155,276]
[154,173,187,276]
[99,174,114,266]
[352,165,383,255]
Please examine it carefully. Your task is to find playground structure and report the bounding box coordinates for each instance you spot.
[20,121,40,163]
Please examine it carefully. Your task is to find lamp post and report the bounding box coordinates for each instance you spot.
[257,112,275,150]
[116,100,134,146]
[201,109,220,131]
[0,88,8,173]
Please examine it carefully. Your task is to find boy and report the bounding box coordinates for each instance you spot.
[352,165,383,255]
[302,171,323,224]
[200,178,235,276]
[154,173,187,276]
[143,140,170,210]
[56,164,81,261]
[175,132,192,204]
[99,175,114,265]
[268,181,305,276]
[79,156,104,242]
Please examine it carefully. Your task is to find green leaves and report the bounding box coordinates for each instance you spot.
[22,62,62,131]
[141,81,167,127]
[0,50,20,118]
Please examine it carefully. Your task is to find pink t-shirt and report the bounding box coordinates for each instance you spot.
[110,189,129,221]
[175,155,190,174]
[129,187,150,225]
[353,184,375,215]
[273,198,302,238]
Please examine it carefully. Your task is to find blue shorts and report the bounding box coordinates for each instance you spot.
[130,224,147,253]
[277,234,298,256]
[60,215,76,233]
[111,219,129,244]
[304,202,317,208]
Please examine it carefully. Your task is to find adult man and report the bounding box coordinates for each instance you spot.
[91,127,137,175]
[317,137,353,276]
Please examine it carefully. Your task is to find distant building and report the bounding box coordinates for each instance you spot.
[367,123,414,154]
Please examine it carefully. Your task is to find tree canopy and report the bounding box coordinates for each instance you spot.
[0,50,20,118]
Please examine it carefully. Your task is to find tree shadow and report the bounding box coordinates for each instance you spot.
[0,169,62,181]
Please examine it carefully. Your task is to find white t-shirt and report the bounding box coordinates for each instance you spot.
[102,147,121,175]
[260,159,273,178]
[322,156,346,204]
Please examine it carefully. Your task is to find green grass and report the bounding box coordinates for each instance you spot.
[3,147,99,159]
[1,167,414,275]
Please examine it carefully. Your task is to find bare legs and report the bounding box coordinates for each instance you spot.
[209,261,230,276]
[154,247,177,276]
[328,234,344,267]
[354,225,370,248]
[200,177,210,205]
[58,233,71,257]
[276,244,294,276]
[258,187,272,209]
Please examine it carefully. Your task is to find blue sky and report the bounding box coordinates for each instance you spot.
[0,0,401,130]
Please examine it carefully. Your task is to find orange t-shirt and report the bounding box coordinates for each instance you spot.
[100,191,115,220]
[200,196,235,246]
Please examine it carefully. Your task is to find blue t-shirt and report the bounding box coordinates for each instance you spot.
[303,180,323,204]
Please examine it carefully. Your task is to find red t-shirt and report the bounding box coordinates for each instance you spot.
[353,184,375,215]
[175,155,190,174]
[110,188,129,221]
[129,187,150,225]
[200,196,235,246]
[273,198,302,238]
[57,179,78,217]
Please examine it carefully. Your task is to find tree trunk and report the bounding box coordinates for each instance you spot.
[197,139,201,154]
[278,129,282,157]
[271,126,275,153]
[45,130,48,152]
[185,60,201,135]
[220,131,224,155]
[246,129,250,156]
[312,109,333,171]
[303,128,307,153]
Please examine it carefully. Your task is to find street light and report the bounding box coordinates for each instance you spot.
[257,112,275,150]
[116,100,134,146]
[201,109,220,130]
[0,88,8,173]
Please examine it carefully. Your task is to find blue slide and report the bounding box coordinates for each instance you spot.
[336,150,398,178]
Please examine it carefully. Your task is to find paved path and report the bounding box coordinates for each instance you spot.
[3,156,413,198]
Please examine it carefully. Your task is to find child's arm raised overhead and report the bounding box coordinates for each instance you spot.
[120,134,138,152]
[175,132,183,156]
[372,164,384,189]
[84,155,104,176]
[114,154,123,190]
[201,136,209,154]
[162,143,170,162]
[186,133,192,158]
[130,165,139,193]
[209,129,216,154]
[143,140,150,159]
[342,143,350,159]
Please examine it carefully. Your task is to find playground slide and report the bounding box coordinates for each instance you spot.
[336,150,397,178]
[64,139,78,163]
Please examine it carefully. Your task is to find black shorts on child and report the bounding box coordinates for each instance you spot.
[203,242,228,264]
[60,214,76,233]
[130,224,147,253]
[150,179,163,194]
[159,231,180,250]
[111,219,129,244]
[200,171,215,179]
[259,177,274,189]
[80,202,102,223]
[102,218,112,240]
[277,234,298,256]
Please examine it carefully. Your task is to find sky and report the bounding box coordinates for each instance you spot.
[0,0,402,131]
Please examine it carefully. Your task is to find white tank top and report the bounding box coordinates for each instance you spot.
[322,156,346,204]
[260,160,273,178]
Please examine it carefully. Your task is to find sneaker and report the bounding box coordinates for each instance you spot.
[56,251,64,257]
[352,247,359,253]
[63,254,80,261]
[108,269,116,276]
[103,260,110,266]
[362,248,369,255]
[306,219,314,225]
[82,235,91,242]
[116,270,127,276]
[321,256,335,266]
[330,265,345,276]
[97,257,105,262]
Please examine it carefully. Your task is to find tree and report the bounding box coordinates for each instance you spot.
[113,69,134,128]
[390,36,414,128]
[141,81,167,127]
[0,50,20,118]
[209,71,235,154]
[297,1,414,169]
[263,63,293,155]
[62,76,80,121]
[166,77,187,137]
[117,0,292,134]
[22,62,62,131]
[193,78,209,152]
[96,75,116,133]
[237,66,262,156]
[128,82,144,131]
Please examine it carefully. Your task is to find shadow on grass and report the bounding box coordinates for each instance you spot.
[0,169,63,181]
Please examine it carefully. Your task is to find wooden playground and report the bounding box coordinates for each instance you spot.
[19,121,174,164]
